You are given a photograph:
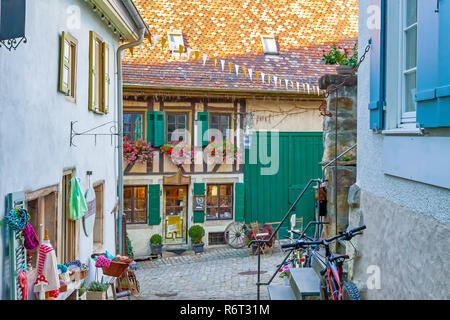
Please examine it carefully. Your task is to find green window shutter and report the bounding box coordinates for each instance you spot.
[234,183,245,222]
[146,111,155,145]
[88,31,97,111]
[147,184,161,226]
[4,192,26,300]
[193,183,205,195]
[193,211,205,224]
[197,112,209,146]
[102,42,110,114]
[59,32,70,95]
[154,111,165,147]
[193,183,205,223]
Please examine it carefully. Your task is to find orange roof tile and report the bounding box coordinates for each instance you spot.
[123,0,359,93]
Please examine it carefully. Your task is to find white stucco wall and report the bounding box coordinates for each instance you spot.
[354,0,450,299]
[0,0,122,296]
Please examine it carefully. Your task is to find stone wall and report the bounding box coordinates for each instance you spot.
[351,190,450,300]
[318,73,357,241]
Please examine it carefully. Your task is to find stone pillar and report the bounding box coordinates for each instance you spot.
[318,73,357,248]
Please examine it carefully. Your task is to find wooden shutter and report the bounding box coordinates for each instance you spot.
[154,111,165,147]
[146,111,155,145]
[234,183,245,222]
[88,31,97,111]
[102,42,110,114]
[197,112,209,146]
[368,0,386,131]
[4,192,26,300]
[436,0,450,126]
[415,0,441,127]
[59,32,71,95]
[193,183,205,223]
[147,184,161,226]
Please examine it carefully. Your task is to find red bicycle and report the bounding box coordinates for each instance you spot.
[282,225,366,300]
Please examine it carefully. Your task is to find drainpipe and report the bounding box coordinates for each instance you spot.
[116,1,147,255]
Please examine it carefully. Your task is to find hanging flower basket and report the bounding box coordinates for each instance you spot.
[161,141,195,167]
[123,137,155,166]
[322,43,358,70]
[205,140,242,164]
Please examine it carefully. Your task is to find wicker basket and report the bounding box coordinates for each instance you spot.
[102,261,128,277]
[80,268,89,280]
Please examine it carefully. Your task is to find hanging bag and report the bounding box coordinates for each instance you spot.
[68,177,88,221]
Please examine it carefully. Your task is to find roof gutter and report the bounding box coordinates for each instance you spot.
[116,0,147,255]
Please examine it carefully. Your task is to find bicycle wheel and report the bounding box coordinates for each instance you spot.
[224,221,246,249]
[342,281,361,300]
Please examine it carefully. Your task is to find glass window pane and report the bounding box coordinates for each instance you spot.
[135,187,146,199]
[124,187,132,199]
[405,26,417,70]
[263,37,277,53]
[208,185,218,196]
[135,199,146,210]
[206,208,218,219]
[406,0,417,26]
[135,210,147,223]
[207,196,218,207]
[405,71,417,113]
[168,115,176,124]
[134,114,143,141]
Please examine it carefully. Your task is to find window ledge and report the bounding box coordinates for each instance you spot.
[381,127,424,136]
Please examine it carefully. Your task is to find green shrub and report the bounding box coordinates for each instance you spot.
[188,225,205,244]
[79,280,88,296]
[126,233,134,259]
[150,234,163,245]
[87,281,109,292]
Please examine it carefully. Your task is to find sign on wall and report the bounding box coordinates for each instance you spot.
[83,187,96,237]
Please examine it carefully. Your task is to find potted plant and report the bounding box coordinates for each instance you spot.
[322,43,358,74]
[279,265,290,286]
[123,136,155,166]
[78,280,87,300]
[150,234,163,256]
[86,281,109,300]
[188,225,205,254]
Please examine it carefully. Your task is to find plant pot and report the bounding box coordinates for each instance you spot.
[86,291,106,300]
[336,65,356,75]
[192,243,204,254]
[151,244,163,256]
[78,292,87,300]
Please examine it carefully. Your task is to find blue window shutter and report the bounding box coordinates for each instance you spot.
[416,0,441,127]
[368,0,386,130]
[436,0,450,127]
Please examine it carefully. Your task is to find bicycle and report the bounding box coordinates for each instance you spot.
[281,225,366,300]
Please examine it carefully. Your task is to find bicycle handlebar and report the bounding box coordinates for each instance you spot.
[281,225,366,249]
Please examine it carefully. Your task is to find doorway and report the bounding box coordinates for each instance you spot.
[163,185,188,244]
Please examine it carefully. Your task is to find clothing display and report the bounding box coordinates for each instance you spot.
[18,270,28,300]
[22,223,39,250]
[34,243,60,294]
[68,177,88,221]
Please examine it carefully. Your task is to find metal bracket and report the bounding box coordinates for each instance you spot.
[0,37,27,51]
[70,121,119,147]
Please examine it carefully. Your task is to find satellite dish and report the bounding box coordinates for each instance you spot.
[83,187,96,237]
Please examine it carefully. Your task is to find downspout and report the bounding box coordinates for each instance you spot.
[116,6,146,254]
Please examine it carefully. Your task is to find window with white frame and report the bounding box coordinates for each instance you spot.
[385,0,418,129]
[168,32,184,52]
[261,35,278,54]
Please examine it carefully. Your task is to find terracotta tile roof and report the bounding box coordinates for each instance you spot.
[123,0,358,93]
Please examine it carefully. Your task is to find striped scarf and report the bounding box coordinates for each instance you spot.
[37,244,54,275]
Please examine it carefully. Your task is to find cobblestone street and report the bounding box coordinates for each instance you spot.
[131,246,286,300]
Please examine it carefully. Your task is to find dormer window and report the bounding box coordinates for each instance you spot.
[168,32,184,52]
[261,35,278,54]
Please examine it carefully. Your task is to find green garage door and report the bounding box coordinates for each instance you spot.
[243,132,323,238]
